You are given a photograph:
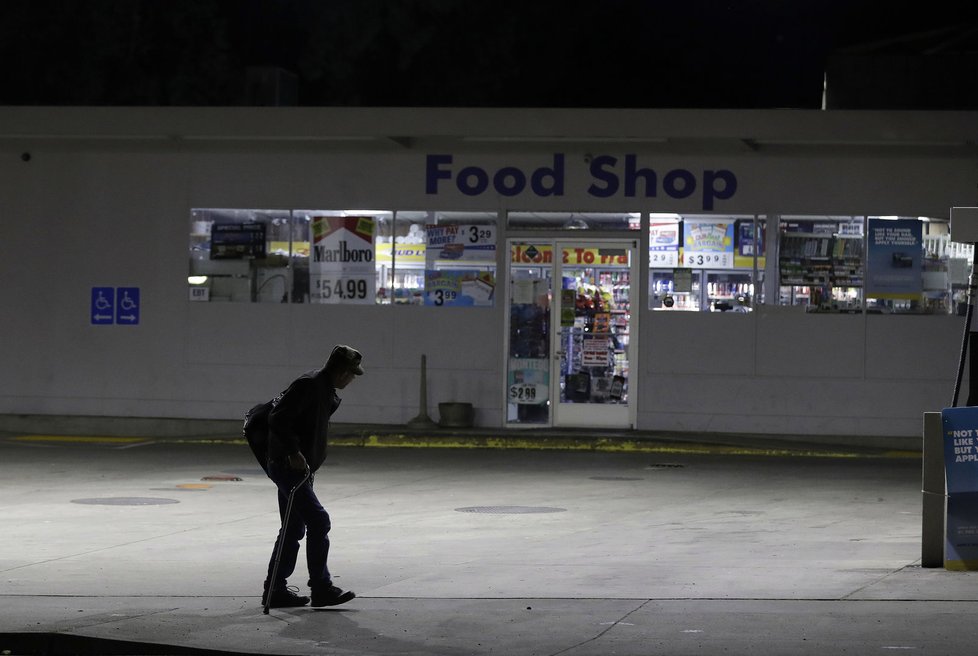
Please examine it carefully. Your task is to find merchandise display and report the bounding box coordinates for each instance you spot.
[648,215,761,312]
[558,266,630,404]
[651,270,755,312]
[779,220,865,313]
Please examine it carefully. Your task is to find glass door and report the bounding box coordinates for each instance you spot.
[553,240,637,428]
[506,241,554,425]
[506,239,637,428]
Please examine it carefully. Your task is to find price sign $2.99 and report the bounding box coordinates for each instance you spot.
[509,383,547,404]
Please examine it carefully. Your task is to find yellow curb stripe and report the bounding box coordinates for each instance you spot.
[11,435,147,444]
[943,559,978,571]
[171,436,919,459]
[347,435,919,459]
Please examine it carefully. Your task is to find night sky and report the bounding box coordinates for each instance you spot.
[1,0,976,108]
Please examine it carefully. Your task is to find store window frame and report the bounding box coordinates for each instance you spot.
[648,213,763,313]
[772,214,968,315]
[189,208,294,303]
[389,210,498,307]
[188,207,498,307]
[777,214,866,313]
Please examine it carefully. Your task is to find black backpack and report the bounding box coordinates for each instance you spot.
[243,401,273,473]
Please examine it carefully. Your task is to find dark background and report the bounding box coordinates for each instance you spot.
[2,0,976,109]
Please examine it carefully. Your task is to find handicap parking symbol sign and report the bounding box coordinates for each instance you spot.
[116,287,140,325]
[91,286,140,325]
[91,287,115,324]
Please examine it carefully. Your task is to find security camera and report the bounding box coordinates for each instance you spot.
[21,152,31,162]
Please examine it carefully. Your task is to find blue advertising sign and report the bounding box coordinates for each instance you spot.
[941,407,978,570]
[683,218,735,269]
[866,219,922,299]
[116,287,140,325]
[424,270,494,307]
[91,287,115,325]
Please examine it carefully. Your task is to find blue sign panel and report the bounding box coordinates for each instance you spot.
[116,287,140,325]
[424,270,494,307]
[866,218,922,299]
[91,287,115,325]
[942,407,978,570]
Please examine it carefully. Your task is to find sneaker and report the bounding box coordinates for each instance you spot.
[262,584,310,608]
[311,583,356,607]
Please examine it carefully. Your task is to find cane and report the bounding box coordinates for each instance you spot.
[263,467,311,615]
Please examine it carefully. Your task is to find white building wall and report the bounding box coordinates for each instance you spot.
[1,107,976,438]
[639,311,962,437]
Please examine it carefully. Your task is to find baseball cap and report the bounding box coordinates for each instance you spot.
[328,344,364,375]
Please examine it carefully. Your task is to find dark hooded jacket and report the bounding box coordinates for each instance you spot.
[266,366,341,473]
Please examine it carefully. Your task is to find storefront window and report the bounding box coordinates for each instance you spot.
[508,211,640,231]
[778,215,864,312]
[190,208,392,304]
[189,208,291,303]
[294,209,390,304]
[190,208,495,306]
[865,216,969,315]
[775,215,972,315]
[391,211,497,306]
[649,214,762,312]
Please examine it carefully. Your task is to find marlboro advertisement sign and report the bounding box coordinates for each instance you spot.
[310,216,375,304]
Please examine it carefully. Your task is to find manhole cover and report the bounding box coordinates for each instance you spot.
[647,463,685,470]
[589,476,643,481]
[201,474,242,481]
[455,506,567,514]
[71,497,179,506]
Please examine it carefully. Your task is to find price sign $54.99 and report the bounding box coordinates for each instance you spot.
[314,276,371,303]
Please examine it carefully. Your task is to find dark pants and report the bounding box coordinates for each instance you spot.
[265,461,332,588]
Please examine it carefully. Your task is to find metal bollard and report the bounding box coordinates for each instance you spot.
[921,411,945,568]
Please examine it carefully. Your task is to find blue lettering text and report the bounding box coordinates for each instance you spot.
[425,154,453,194]
[624,154,657,197]
[663,169,696,199]
[458,166,490,195]
[703,169,737,211]
[531,154,564,196]
[494,166,526,196]
[426,153,737,210]
[587,155,619,198]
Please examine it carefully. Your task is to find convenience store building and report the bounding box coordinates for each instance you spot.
[2,106,976,441]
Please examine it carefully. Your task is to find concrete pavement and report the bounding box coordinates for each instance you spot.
[1,430,976,655]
